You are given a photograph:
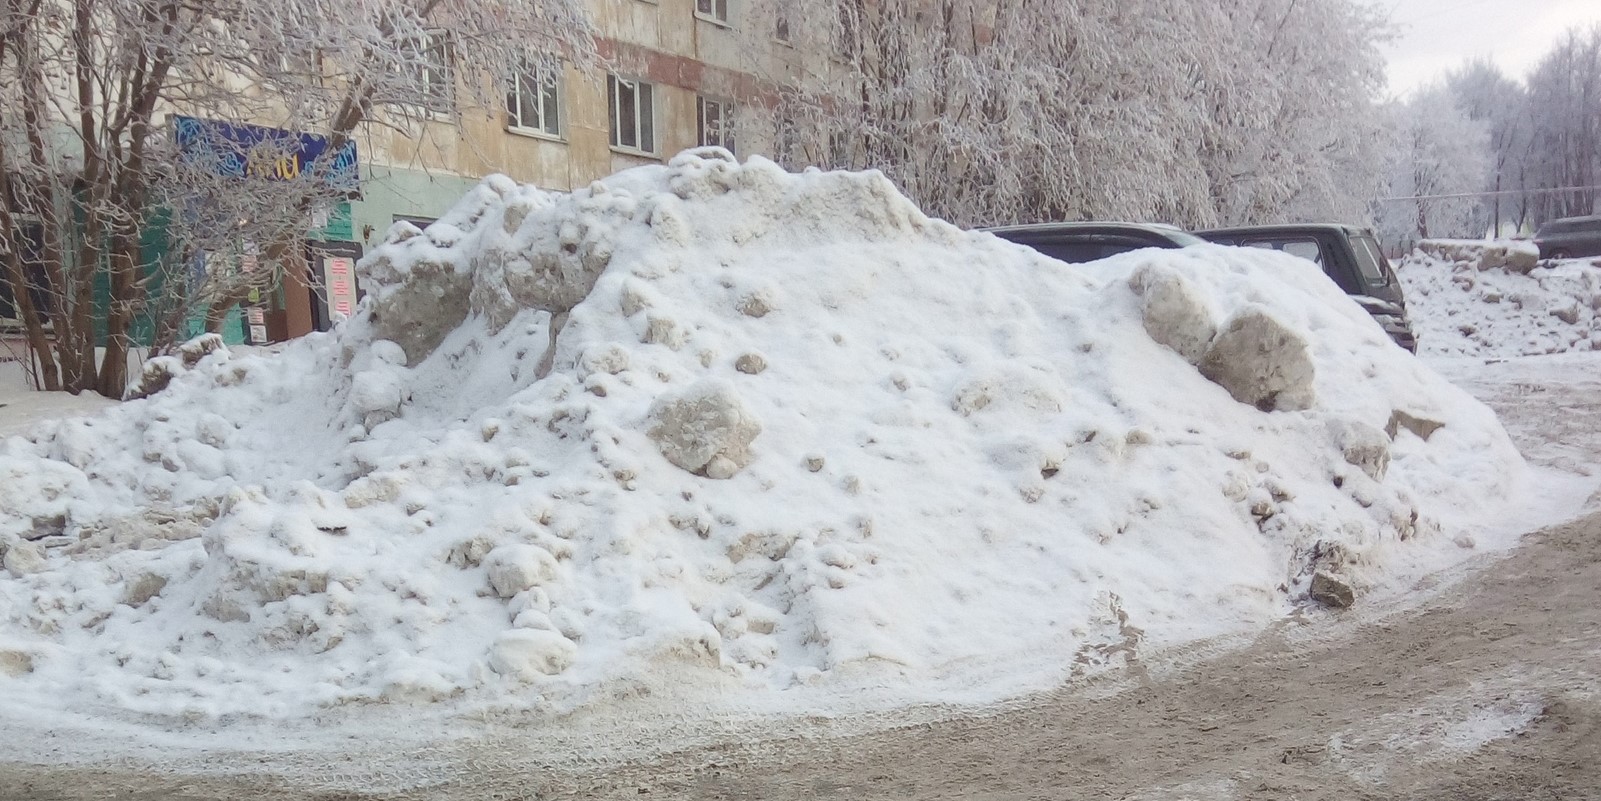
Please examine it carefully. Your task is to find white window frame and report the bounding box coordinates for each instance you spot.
[694,0,731,26]
[506,60,564,140]
[697,95,736,154]
[395,31,454,117]
[273,46,323,88]
[608,74,657,156]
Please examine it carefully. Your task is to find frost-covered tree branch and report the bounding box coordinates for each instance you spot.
[729,0,1386,230]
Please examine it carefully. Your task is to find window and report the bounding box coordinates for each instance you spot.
[608,75,656,154]
[507,61,563,138]
[1351,235,1392,286]
[275,46,322,86]
[1280,240,1323,265]
[695,0,730,25]
[1245,238,1323,267]
[836,0,861,56]
[697,96,735,153]
[393,214,437,231]
[0,222,48,322]
[828,131,851,168]
[397,32,453,115]
[774,111,798,167]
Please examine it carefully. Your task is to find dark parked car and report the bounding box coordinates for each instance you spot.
[1532,215,1601,260]
[1195,224,1417,353]
[984,222,1205,264]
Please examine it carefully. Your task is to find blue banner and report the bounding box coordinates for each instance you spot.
[174,115,360,196]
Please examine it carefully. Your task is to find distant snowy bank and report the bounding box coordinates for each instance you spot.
[1398,238,1601,358]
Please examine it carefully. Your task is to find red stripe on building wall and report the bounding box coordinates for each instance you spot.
[594,37,773,104]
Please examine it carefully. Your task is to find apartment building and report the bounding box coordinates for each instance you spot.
[251,0,817,344]
[0,0,821,353]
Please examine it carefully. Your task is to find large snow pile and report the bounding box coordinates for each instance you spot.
[0,150,1522,724]
[1397,239,1601,358]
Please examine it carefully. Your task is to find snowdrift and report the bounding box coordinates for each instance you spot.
[1398,239,1601,358]
[0,150,1523,723]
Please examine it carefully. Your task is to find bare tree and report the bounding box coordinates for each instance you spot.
[0,0,592,397]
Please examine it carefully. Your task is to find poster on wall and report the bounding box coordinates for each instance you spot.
[321,255,359,320]
[245,306,268,345]
[174,115,361,197]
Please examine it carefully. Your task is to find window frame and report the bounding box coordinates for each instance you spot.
[1242,236,1325,267]
[0,219,49,323]
[696,95,736,154]
[506,59,565,141]
[608,74,657,156]
[694,0,732,26]
[394,30,455,118]
[1349,234,1393,287]
[774,7,791,43]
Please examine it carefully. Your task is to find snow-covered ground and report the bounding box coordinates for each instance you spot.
[1396,239,1601,358]
[0,361,116,439]
[0,152,1568,768]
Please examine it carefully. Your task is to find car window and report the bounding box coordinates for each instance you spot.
[1351,234,1390,286]
[1241,237,1323,266]
[1156,230,1208,247]
[1097,244,1144,259]
[1281,240,1323,264]
[1026,242,1112,264]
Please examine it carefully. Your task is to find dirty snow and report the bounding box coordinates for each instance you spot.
[1396,239,1601,358]
[0,150,1528,738]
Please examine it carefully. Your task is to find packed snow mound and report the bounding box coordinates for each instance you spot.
[0,149,1523,722]
[1415,239,1540,275]
[1397,239,1601,358]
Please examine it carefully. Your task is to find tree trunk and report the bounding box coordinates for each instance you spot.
[66,0,102,394]
[96,226,139,397]
[18,48,67,390]
[0,67,60,391]
[0,229,58,392]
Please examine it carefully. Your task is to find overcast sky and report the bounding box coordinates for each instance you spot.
[1379,0,1601,98]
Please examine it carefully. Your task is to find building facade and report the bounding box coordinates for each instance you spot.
[0,0,823,353]
[259,0,815,343]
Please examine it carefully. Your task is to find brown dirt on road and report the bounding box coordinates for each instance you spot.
[4,508,1601,801]
[533,512,1601,801]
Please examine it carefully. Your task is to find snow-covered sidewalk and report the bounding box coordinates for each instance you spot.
[0,361,116,439]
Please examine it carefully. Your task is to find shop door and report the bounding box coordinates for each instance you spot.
[306,241,365,332]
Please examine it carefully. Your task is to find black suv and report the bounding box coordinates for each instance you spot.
[1532,215,1601,260]
[1196,224,1417,353]
[984,222,1204,263]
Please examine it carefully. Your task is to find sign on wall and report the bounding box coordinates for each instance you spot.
[321,255,359,320]
[245,306,269,345]
[174,115,360,196]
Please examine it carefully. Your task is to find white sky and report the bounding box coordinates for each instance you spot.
[1379,0,1601,99]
